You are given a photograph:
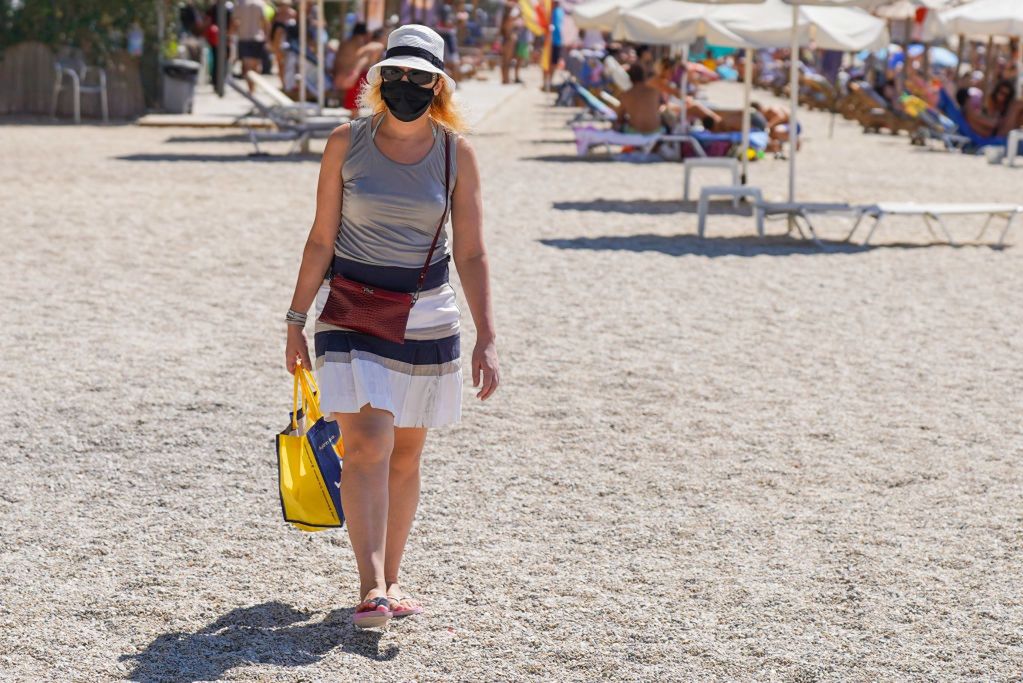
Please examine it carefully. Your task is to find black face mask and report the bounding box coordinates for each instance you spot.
[380,79,435,122]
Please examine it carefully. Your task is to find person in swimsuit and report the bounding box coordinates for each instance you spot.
[284,24,499,630]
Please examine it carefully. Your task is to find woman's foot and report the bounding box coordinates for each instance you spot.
[352,588,392,629]
[386,583,424,618]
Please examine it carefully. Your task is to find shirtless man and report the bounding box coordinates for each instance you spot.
[616,64,663,134]
[333,23,369,103]
[334,25,385,110]
[234,0,270,92]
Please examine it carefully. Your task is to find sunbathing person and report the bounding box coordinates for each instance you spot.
[751,102,794,151]
[650,58,723,131]
[615,64,664,134]
[956,85,999,137]
[987,79,1023,137]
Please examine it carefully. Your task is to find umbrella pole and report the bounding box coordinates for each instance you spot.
[1016,37,1023,99]
[299,0,307,108]
[955,34,966,78]
[788,2,799,204]
[680,43,689,137]
[741,47,753,185]
[317,0,325,114]
[216,0,227,96]
[983,36,995,95]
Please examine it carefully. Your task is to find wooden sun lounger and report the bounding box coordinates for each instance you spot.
[847,203,1023,247]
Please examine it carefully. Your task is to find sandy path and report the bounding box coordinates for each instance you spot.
[1,74,1021,681]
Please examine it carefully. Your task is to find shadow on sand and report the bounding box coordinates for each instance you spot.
[114,152,318,163]
[540,233,880,257]
[554,198,699,215]
[163,133,254,144]
[119,601,397,682]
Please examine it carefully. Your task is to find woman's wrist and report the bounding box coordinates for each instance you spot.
[285,308,308,327]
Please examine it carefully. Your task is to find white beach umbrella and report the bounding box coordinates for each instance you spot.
[927,0,1023,94]
[611,0,756,45]
[721,0,888,201]
[572,0,657,32]
[610,1,767,183]
[601,1,767,182]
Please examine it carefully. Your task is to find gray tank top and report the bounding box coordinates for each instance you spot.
[335,115,457,269]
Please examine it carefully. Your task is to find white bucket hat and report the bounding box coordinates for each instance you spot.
[366,25,456,92]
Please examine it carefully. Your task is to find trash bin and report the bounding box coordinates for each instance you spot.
[161,59,200,114]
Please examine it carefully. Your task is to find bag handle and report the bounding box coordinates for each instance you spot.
[290,362,323,434]
[412,129,452,305]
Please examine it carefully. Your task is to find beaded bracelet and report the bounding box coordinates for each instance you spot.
[285,308,307,326]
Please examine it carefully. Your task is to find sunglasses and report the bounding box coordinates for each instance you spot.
[380,66,438,87]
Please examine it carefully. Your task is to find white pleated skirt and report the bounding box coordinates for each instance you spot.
[313,281,462,429]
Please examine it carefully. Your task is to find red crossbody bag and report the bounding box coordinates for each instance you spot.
[318,129,451,345]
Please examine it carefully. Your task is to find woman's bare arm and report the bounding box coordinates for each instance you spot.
[450,135,499,400]
[284,123,349,372]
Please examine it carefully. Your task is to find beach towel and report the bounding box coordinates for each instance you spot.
[276,364,345,532]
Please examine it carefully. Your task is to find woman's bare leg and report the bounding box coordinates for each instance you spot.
[334,405,395,603]
[384,427,427,605]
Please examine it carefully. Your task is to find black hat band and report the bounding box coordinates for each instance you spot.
[384,45,445,71]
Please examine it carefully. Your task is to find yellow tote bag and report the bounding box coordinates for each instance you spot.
[276,364,345,532]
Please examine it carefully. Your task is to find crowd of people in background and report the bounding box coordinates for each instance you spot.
[174,0,569,103]
[170,0,1022,153]
[554,27,1022,156]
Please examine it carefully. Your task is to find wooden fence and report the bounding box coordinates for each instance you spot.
[0,42,146,120]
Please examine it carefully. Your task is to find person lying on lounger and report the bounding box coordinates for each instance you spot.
[651,57,723,132]
[615,64,665,134]
[953,81,1023,138]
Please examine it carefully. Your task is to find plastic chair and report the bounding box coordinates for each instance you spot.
[50,55,109,124]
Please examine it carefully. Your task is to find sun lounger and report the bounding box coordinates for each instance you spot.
[571,126,675,156]
[572,124,768,160]
[846,202,1022,247]
[800,74,839,112]
[937,90,1006,152]
[247,72,350,119]
[226,75,351,154]
[842,82,920,136]
[759,202,868,244]
[568,81,618,125]
[695,197,866,244]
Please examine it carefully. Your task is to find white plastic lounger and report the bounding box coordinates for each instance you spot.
[572,125,707,158]
[227,75,351,154]
[696,199,867,244]
[759,202,869,245]
[246,72,351,119]
[846,203,1022,247]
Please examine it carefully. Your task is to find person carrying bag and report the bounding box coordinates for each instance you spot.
[281,25,500,629]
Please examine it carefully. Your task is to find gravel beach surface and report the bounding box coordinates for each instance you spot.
[1,75,1021,681]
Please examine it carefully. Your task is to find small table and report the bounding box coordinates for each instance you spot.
[1006,129,1023,167]
[684,157,739,202]
[697,186,765,238]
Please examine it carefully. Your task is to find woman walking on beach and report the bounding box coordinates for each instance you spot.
[283,25,499,629]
